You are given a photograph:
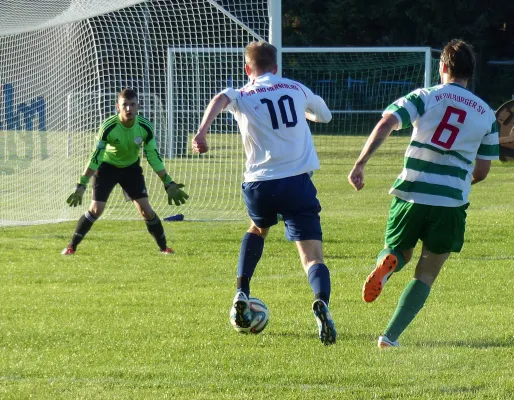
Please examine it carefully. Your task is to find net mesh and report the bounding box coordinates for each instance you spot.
[0,1,439,226]
[283,51,440,136]
[0,0,268,225]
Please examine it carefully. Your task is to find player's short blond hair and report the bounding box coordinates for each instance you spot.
[245,41,277,73]
[440,39,475,81]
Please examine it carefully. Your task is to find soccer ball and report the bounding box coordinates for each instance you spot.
[229,297,269,334]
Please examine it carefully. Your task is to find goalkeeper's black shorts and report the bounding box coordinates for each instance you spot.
[93,159,148,202]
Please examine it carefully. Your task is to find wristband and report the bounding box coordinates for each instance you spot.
[160,174,173,185]
[79,175,90,186]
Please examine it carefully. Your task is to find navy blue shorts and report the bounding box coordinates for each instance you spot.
[242,173,322,241]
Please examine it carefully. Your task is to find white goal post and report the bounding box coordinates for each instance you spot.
[0,0,272,226]
[0,0,439,226]
[166,47,245,159]
[167,44,439,164]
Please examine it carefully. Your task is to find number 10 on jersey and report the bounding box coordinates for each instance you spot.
[260,95,298,129]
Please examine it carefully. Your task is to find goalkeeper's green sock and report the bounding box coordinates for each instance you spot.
[145,213,167,250]
[383,279,431,342]
[70,211,97,250]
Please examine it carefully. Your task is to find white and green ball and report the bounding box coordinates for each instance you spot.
[229,297,269,334]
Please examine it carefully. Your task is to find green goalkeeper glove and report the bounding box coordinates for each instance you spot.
[66,175,89,207]
[66,184,86,207]
[164,182,189,206]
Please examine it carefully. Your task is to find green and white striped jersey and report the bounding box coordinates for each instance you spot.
[384,82,499,207]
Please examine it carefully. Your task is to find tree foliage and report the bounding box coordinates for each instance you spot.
[282,0,514,106]
[282,0,514,59]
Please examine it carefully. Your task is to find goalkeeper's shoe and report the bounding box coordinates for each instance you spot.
[362,254,398,303]
[160,247,175,254]
[61,246,76,256]
[231,291,252,328]
[378,335,400,349]
[312,299,337,345]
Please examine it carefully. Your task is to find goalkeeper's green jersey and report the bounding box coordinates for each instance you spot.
[87,114,165,172]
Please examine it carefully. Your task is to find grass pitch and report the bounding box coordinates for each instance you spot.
[0,137,513,399]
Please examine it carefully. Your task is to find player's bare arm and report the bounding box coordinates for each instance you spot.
[471,158,491,184]
[193,93,231,154]
[348,113,399,191]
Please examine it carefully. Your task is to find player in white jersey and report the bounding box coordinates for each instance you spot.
[348,39,499,348]
[192,41,336,345]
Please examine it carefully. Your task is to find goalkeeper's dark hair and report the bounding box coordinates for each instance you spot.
[245,41,277,73]
[118,88,138,101]
[440,39,475,81]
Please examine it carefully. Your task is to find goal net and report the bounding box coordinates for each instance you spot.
[0,1,440,226]
[0,0,269,225]
[164,45,440,209]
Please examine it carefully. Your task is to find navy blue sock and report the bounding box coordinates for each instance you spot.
[308,263,331,305]
[236,232,264,297]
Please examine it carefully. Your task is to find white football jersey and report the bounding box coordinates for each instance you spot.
[222,72,332,182]
[385,82,499,207]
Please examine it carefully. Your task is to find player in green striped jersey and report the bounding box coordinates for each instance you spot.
[348,39,499,348]
[62,89,188,255]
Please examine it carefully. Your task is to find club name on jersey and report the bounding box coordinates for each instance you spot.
[435,92,486,115]
[242,83,299,97]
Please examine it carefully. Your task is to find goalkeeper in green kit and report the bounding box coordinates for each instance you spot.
[62,88,188,255]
